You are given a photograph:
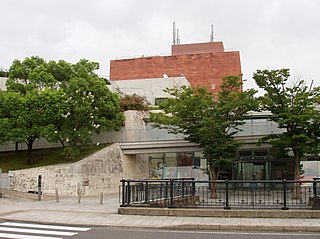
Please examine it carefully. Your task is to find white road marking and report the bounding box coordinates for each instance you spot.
[0,222,91,231]
[0,232,62,239]
[0,226,77,236]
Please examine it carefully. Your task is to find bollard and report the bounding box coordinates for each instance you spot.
[77,186,82,204]
[100,192,103,204]
[37,174,42,201]
[55,188,59,203]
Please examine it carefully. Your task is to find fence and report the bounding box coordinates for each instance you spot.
[120,178,320,210]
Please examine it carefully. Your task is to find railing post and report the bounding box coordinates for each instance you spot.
[127,181,131,205]
[120,179,126,207]
[160,182,163,198]
[168,179,175,208]
[313,178,318,197]
[281,179,289,210]
[145,181,149,203]
[165,181,169,200]
[224,179,231,210]
[192,178,196,196]
[182,181,185,198]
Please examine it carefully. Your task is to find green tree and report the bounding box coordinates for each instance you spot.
[0,91,22,145]
[253,69,320,186]
[0,89,65,164]
[57,73,124,151]
[151,76,257,197]
[4,56,124,163]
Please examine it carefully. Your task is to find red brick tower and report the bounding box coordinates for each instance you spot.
[110,41,242,94]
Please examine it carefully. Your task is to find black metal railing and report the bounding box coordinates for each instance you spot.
[120,178,320,210]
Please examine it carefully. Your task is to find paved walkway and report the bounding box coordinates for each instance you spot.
[0,194,320,232]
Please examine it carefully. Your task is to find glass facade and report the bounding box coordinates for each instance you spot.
[148,152,208,181]
[95,111,319,181]
[234,148,295,180]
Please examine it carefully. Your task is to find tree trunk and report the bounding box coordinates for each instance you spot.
[15,141,19,153]
[26,138,34,165]
[59,138,65,147]
[209,164,218,199]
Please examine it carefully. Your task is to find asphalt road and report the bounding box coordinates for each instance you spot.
[0,221,320,239]
[72,227,320,239]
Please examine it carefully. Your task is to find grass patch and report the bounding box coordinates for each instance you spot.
[0,143,109,173]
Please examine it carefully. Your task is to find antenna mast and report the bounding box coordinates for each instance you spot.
[173,22,176,45]
[177,28,180,44]
[210,24,214,42]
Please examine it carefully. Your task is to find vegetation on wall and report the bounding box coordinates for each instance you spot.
[119,93,149,111]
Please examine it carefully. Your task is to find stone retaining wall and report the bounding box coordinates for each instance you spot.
[10,144,148,196]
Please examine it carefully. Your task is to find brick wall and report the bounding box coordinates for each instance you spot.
[171,41,224,55]
[110,51,242,94]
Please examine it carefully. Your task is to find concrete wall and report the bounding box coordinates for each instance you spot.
[10,143,149,196]
[0,77,7,90]
[109,76,190,105]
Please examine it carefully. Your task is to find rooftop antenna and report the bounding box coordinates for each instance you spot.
[210,24,214,42]
[173,21,176,45]
[308,79,314,92]
[177,28,180,44]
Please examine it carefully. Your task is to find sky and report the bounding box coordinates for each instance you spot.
[1,0,319,91]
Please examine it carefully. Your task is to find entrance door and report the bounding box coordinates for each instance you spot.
[253,164,265,180]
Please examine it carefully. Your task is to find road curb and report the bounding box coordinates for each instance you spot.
[118,207,320,218]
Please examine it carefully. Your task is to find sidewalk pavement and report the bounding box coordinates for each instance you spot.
[0,193,320,232]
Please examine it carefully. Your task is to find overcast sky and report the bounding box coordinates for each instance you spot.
[1,0,319,91]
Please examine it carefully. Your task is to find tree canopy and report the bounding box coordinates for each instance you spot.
[253,69,320,182]
[150,76,258,185]
[1,56,124,163]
